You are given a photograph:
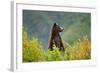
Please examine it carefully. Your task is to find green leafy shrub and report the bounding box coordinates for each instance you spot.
[46,45,63,61]
[23,32,91,62]
[23,32,46,62]
[68,35,91,60]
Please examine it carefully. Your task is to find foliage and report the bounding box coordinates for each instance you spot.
[46,45,63,61]
[23,32,46,62]
[68,35,91,60]
[23,32,91,62]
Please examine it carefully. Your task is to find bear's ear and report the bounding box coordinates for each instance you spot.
[54,23,57,26]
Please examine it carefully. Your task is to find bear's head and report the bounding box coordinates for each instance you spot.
[52,23,64,34]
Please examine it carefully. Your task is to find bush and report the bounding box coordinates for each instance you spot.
[23,32,46,62]
[68,35,91,60]
[46,45,63,61]
[23,32,91,62]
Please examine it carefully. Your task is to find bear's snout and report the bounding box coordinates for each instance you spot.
[60,27,64,32]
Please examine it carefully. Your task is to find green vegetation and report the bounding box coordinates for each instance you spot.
[23,32,91,62]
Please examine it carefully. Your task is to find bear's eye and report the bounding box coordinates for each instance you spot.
[56,25,60,29]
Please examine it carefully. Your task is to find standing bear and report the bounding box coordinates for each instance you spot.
[48,23,65,51]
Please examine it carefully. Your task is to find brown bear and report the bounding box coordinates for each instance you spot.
[48,23,65,51]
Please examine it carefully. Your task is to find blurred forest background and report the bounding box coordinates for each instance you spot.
[23,10,91,62]
[23,10,91,48]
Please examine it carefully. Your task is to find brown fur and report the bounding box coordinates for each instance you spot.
[48,23,65,51]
